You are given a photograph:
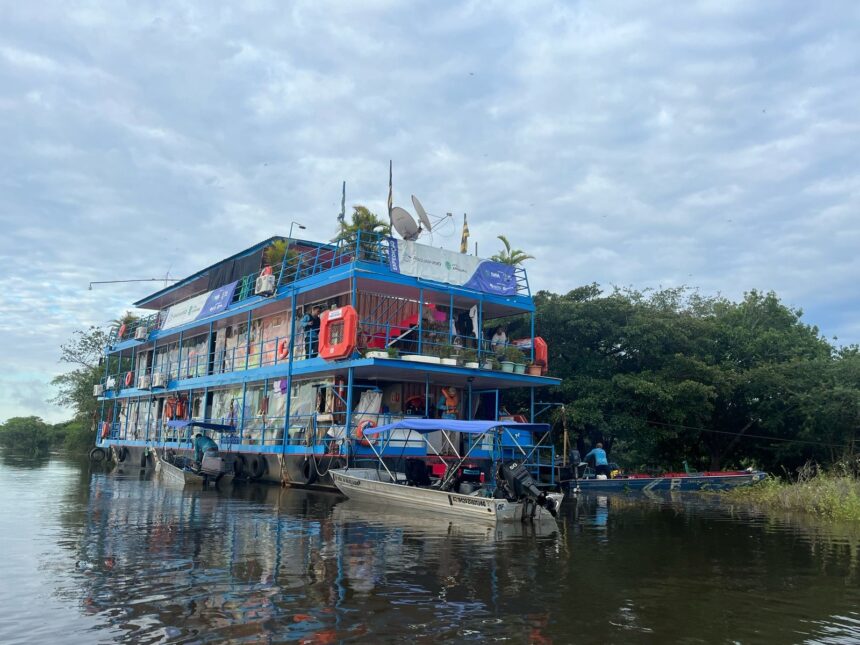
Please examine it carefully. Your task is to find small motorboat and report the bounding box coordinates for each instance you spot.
[154,450,235,488]
[569,468,766,492]
[330,419,563,523]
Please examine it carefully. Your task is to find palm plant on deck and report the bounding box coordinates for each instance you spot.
[335,206,391,260]
[491,235,534,265]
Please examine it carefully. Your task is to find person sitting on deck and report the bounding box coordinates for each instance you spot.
[193,433,219,463]
[584,442,610,478]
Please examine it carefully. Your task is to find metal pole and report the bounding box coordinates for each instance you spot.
[283,289,298,449]
[344,367,355,461]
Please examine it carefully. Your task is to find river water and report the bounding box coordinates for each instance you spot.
[1,453,858,644]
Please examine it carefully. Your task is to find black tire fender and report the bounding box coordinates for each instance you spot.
[233,455,246,478]
[116,446,129,462]
[89,447,106,462]
[301,458,318,486]
[248,455,266,480]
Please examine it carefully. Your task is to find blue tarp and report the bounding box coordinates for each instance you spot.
[165,420,237,433]
[363,418,550,436]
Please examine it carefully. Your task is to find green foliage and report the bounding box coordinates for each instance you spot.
[264,239,299,272]
[504,344,526,364]
[491,235,534,265]
[0,416,54,453]
[724,466,860,521]
[502,285,857,473]
[335,205,391,259]
[51,326,110,425]
[461,348,478,363]
[55,420,94,453]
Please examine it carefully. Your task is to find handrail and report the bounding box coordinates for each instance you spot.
[107,231,531,345]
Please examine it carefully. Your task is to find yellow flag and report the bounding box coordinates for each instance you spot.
[460,213,469,253]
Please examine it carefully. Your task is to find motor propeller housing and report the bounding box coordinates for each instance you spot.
[497,461,558,517]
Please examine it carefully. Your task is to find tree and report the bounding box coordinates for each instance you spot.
[0,416,53,453]
[502,285,855,474]
[491,235,534,265]
[51,326,110,425]
[335,205,391,259]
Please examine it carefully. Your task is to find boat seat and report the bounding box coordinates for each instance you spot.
[404,458,431,486]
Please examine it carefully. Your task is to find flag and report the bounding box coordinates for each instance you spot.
[460,213,469,253]
[338,181,345,223]
[387,160,393,227]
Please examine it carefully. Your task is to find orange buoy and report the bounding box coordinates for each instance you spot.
[356,419,376,447]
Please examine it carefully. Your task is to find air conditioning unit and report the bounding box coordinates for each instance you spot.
[93,384,105,397]
[137,374,152,390]
[255,273,276,296]
[151,372,167,388]
[134,326,148,341]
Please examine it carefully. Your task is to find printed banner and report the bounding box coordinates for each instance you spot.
[161,281,238,330]
[388,239,516,296]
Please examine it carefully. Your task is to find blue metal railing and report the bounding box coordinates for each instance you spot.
[107,231,531,348]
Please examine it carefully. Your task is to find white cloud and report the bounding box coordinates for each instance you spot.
[0,0,858,421]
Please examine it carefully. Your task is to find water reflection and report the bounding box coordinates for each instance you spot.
[1,454,859,644]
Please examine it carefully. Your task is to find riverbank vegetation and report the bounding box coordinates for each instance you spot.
[0,416,93,454]
[724,466,860,521]
[506,285,859,475]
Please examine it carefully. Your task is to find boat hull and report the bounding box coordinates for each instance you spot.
[154,454,206,487]
[571,471,766,492]
[330,468,562,523]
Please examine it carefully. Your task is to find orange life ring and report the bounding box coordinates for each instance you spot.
[101,422,110,439]
[356,420,376,447]
[319,306,358,360]
[118,324,127,339]
[277,338,289,360]
[125,371,134,387]
[260,266,273,277]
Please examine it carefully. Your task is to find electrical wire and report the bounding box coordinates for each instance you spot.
[645,419,854,450]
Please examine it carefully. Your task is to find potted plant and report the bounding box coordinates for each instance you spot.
[365,348,389,359]
[386,346,400,359]
[502,345,526,373]
[461,348,479,369]
[526,363,542,376]
[439,342,459,366]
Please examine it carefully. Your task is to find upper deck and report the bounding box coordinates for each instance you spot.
[109,231,533,349]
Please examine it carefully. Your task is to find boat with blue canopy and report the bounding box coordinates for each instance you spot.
[330,419,564,523]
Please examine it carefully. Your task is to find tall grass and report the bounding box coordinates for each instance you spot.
[724,463,860,521]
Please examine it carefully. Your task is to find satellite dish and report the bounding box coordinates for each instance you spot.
[411,195,433,232]
[391,206,420,241]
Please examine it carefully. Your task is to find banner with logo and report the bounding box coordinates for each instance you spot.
[388,239,517,296]
[161,281,238,330]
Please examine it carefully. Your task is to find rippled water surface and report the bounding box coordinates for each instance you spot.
[1,452,859,644]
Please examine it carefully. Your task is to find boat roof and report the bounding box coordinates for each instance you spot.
[364,419,550,436]
[134,236,335,309]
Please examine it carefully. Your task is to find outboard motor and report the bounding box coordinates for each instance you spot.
[497,461,558,518]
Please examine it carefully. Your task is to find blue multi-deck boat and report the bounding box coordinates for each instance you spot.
[93,230,559,490]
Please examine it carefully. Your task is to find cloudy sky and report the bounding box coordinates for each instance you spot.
[1,1,858,422]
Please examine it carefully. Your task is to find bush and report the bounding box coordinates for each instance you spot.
[724,465,860,521]
[0,416,54,454]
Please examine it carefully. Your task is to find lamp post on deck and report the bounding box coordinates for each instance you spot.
[288,221,306,240]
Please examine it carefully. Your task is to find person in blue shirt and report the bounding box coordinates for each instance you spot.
[193,433,219,463]
[585,442,610,477]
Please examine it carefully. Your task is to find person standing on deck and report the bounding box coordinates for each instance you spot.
[491,326,507,357]
[193,433,219,463]
[437,387,460,420]
[585,442,610,477]
[309,305,322,357]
